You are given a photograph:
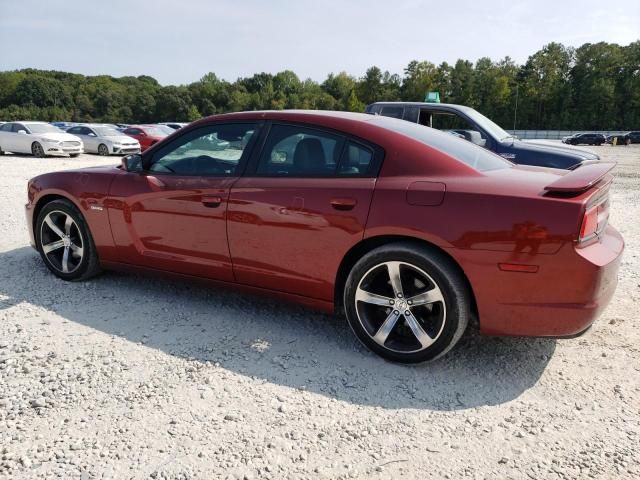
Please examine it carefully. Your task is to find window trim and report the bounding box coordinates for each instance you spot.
[244,121,385,179]
[143,122,262,178]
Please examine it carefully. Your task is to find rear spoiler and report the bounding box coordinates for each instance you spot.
[544,162,616,193]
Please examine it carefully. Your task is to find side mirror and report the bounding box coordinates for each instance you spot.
[17,130,27,135]
[88,133,96,137]
[121,154,143,172]
[138,132,147,137]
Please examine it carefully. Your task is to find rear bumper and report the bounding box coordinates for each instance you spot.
[454,225,624,337]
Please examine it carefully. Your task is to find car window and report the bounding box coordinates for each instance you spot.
[256,124,344,177]
[403,107,419,123]
[149,123,257,177]
[0,123,12,132]
[67,126,81,134]
[12,124,27,133]
[125,128,140,135]
[337,142,375,176]
[371,115,511,172]
[83,127,95,135]
[380,106,404,119]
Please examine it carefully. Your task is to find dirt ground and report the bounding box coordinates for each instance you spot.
[0,145,638,480]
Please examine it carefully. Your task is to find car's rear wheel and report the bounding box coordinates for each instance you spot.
[69,153,80,158]
[32,142,45,158]
[35,199,101,281]
[98,144,109,156]
[344,243,470,363]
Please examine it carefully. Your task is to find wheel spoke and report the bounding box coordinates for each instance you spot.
[372,309,401,346]
[61,247,70,273]
[64,214,73,235]
[407,288,444,306]
[404,314,435,349]
[42,239,65,254]
[386,262,404,297]
[355,288,394,306]
[70,243,83,258]
[44,216,65,239]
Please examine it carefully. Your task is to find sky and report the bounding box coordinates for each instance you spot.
[0,0,638,85]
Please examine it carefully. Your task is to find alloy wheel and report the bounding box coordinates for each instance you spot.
[98,144,109,156]
[354,261,446,354]
[39,210,84,274]
[32,142,45,157]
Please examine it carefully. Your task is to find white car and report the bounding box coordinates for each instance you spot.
[66,124,141,156]
[0,121,83,157]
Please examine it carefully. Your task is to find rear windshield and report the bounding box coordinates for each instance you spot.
[370,115,511,172]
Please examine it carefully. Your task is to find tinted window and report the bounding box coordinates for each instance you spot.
[371,115,511,172]
[66,126,81,134]
[380,106,404,119]
[149,123,257,176]
[256,125,344,177]
[403,107,419,123]
[12,124,27,133]
[338,142,375,176]
[125,128,141,135]
[0,123,12,132]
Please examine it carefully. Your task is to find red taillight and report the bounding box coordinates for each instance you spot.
[579,199,609,242]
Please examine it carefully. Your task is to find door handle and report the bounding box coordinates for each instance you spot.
[201,196,223,208]
[330,197,357,211]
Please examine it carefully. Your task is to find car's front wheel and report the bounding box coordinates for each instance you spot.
[344,243,470,363]
[35,199,101,281]
[32,142,45,158]
[98,144,109,156]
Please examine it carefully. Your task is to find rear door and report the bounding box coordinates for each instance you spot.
[0,123,14,151]
[107,122,260,281]
[227,123,382,301]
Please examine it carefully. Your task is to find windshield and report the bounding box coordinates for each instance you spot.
[156,125,176,135]
[143,127,169,137]
[93,127,122,137]
[371,115,512,172]
[27,124,64,134]
[462,108,513,142]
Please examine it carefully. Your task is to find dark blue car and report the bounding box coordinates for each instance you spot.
[366,102,599,169]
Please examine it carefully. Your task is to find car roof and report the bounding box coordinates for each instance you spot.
[368,101,474,112]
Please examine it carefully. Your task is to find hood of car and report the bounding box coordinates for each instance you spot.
[102,135,139,144]
[37,132,83,142]
[516,139,599,161]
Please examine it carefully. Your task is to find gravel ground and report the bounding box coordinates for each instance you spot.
[0,146,639,480]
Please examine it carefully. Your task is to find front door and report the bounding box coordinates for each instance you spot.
[107,122,260,281]
[228,123,381,301]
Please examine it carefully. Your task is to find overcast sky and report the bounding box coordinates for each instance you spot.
[1,0,638,85]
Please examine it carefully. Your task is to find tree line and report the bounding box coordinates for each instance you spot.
[0,41,637,130]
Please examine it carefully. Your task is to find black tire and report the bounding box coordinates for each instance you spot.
[0,146,4,155]
[35,199,102,281]
[32,142,45,158]
[344,242,470,363]
[98,144,109,156]
[69,153,80,158]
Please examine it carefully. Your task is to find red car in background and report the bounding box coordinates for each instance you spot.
[122,125,169,151]
[24,111,623,363]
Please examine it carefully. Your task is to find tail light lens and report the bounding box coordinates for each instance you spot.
[579,198,609,243]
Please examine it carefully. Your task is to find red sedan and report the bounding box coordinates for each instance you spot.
[25,111,623,363]
[122,125,169,151]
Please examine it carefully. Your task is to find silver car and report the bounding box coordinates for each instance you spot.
[66,124,141,156]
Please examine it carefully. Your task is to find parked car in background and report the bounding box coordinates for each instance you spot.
[121,125,168,152]
[66,124,140,156]
[0,121,83,157]
[367,102,600,169]
[25,111,623,363]
[159,122,188,130]
[50,121,79,131]
[562,133,606,146]
[607,131,640,145]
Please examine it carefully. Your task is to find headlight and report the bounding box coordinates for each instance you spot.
[42,138,60,144]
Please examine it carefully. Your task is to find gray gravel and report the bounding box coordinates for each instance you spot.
[0,147,639,479]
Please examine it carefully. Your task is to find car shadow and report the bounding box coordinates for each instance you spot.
[0,246,556,410]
